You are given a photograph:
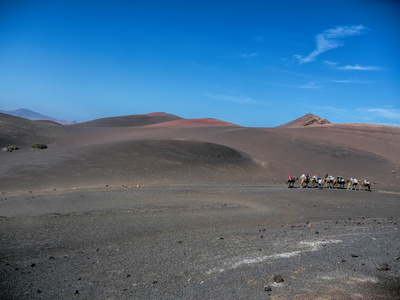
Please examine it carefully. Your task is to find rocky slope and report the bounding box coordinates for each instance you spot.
[278,113,332,128]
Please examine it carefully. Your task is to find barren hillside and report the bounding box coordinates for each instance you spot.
[1,113,399,192]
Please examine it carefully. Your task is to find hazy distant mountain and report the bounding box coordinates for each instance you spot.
[277,113,331,128]
[0,108,76,125]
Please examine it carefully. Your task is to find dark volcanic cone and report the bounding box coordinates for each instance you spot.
[74,112,182,127]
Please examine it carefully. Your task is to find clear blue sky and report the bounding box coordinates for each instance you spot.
[1,0,399,126]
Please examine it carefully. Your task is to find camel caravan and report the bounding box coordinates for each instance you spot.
[285,174,373,191]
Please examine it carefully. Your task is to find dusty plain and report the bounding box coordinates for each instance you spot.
[1,112,400,299]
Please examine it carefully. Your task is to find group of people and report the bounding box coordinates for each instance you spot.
[286,173,370,188]
[349,178,370,185]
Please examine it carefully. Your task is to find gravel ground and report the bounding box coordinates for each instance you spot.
[1,186,399,299]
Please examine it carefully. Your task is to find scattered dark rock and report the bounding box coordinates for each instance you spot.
[264,285,272,292]
[351,254,359,258]
[315,231,319,234]
[75,290,79,294]
[49,256,55,260]
[153,280,158,284]
[376,262,391,271]
[31,143,47,149]
[342,259,346,263]
[126,274,131,277]
[273,275,284,283]
[31,263,36,267]
[2,146,18,152]
[37,289,42,293]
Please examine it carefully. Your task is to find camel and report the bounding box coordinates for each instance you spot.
[324,175,334,188]
[310,177,319,188]
[285,176,298,188]
[347,178,359,190]
[333,177,346,189]
[359,179,373,191]
[299,174,311,188]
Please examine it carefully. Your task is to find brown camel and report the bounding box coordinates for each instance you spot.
[285,176,298,188]
[310,177,319,188]
[359,180,373,191]
[324,176,334,188]
[333,177,346,189]
[300,175,310,188]
[347,178,359,190]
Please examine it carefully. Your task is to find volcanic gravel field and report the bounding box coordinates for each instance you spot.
[1,186,399,299]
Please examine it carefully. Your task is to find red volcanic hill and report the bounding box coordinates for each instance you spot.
[74,112,183,127]
[72,113,240,128]
[145,118,239,128]
[278,113,332,128]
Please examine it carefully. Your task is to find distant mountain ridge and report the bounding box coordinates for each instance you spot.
[0,109,76,125]
[277,113,332,128]
[0,109,238,128]
[1,109,331,128]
